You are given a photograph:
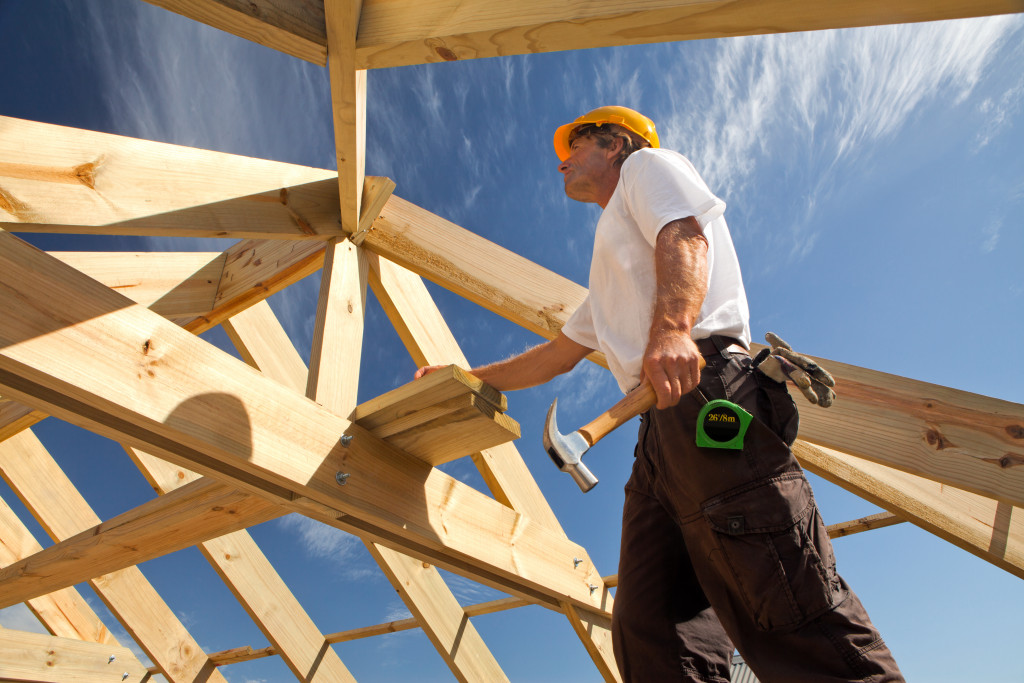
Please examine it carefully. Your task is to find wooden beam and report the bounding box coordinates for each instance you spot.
[367,544,510,682]
[826,511,903,539]
[0,496,121,647]
[50,251,223,318]
[0,231,608,613]
[222,301,308,395]
[0,629,151,683]
[365,254,618,679]
[268,247,511,683]
[361,199,1024,506]
[306,240,369,409]
[353,0,1024,69]
[136,0,1022,71]
[124,446,358,683]
[324,0,367,235]
[0,398,45,443]
[363,195,592,343]
[0,430,230,683]
[0,116,339,239]
[142,0,328,65]
[795,441,1024,579]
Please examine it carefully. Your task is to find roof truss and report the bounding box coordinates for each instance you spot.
[1,0,1022,680]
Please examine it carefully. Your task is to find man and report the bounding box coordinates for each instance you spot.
[417,106,903,682]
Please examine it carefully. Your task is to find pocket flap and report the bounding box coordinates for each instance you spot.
[702,473,813,535]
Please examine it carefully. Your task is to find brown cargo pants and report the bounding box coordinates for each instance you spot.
[611,338,905,682]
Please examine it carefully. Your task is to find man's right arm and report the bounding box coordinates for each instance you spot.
[414,332,592,392]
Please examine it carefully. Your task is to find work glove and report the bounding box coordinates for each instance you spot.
[753,332,836,407]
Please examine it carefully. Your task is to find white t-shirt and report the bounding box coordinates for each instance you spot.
[562,148,751,393]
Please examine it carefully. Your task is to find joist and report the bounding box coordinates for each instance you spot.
[0,496,120,647]
[0,115,339,238]
[795,442,1024,579]
[139,0,1024,69]
[360,199,1024,508]
[0,230,608,613]
[0,629,151,683]
[0,430,231,683]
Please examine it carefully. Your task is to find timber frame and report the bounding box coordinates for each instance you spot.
[1,1,1022,680]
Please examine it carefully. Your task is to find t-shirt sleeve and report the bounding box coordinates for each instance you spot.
[622,151,726,246]
[561,294,599,350]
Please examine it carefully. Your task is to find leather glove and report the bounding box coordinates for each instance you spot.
[753,332,836,407]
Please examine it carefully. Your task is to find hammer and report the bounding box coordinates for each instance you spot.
[543,356,705,492]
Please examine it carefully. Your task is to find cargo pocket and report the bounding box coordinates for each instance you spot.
[702,473,842,632]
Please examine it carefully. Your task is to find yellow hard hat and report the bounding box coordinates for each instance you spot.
[553,106,660,161]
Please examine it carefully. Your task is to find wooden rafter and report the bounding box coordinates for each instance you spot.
[0,496,121,647]
[796,442,1024,578]
[0,430,229,683]
[125,446,358,682]
[233,260,511,682]
[0,629,151,683]
[141,0,1024,69]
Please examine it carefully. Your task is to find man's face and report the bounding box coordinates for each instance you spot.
[558,133,620,206]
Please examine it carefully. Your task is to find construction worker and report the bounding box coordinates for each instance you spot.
[417,106,903,682]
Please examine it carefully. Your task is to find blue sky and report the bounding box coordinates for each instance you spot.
[1,1,1023,681]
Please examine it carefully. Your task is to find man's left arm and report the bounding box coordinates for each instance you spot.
[644,216,709,409]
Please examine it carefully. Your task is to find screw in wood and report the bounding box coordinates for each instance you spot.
[589,584,598,594]
[340,435,354,447]
[335,472,351,486]
[573,557,583,569]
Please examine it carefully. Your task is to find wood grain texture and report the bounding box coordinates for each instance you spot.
[51,251,223,317]
[0,116,339,238]
[135,0,1023,71]
[0,231,607,613]
[142,0,327,64]
[795,441,1024,578]
[230,241,510,682]
[0,430,229,683]
[363,198,1024,505]
[0,496,120,647]
[0,630,150,683]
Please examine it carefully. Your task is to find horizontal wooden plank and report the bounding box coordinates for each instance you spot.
[356,0,1023,69]
[0,230,608,613]
[825,511,903,538]
[0,116,339,238]
[354,363,507,427]
[0,630,150,683]
[137,0,1022,71]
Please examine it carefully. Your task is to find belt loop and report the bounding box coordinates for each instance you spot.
[710,335,730,355]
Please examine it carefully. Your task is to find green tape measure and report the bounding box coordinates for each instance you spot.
[696,399,752,450]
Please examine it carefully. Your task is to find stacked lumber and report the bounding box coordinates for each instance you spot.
[353,365,519,466]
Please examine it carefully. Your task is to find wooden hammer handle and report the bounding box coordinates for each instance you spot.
[577,355,706,447]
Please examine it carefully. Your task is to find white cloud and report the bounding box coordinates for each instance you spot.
[0,604,46,633]
[980,217,1001,253]
[649,16,1023,264]
[276,513,374,580]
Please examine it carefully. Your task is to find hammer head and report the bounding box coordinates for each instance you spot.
[543,398,599,492]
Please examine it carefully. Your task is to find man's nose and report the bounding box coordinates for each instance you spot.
[558,160,570,174]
